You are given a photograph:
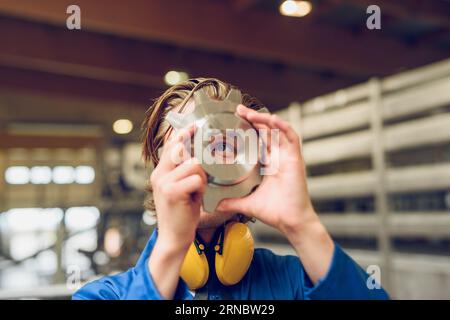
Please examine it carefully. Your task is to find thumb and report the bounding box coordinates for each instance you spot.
[217,196,254,216]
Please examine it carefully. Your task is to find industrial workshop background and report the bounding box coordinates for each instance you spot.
[0,0,450,299]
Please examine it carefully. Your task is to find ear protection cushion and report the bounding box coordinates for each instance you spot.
[179,222,254,290]
[215,222,254,286]
[180,242,209,290]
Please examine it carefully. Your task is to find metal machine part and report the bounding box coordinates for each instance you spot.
[166,87,268,213]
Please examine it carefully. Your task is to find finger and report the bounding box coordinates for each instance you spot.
[162,125,195,159]
[246,113,302,148]
[216,195,255,217]
[236,105,278,165]
[167,125,196,145]
[236,105,273,149]
[174,174,206,196]
[245,112,276,129]
[164,158,207,183]
[236,104,258,119]
[252,122,271,147]
[246,112,287,146]
[159,127,195,172]
[253,124,273,163]
[158,142,189,172]
[269,114,300,145]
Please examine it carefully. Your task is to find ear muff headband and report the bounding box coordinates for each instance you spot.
[179,222,254,290]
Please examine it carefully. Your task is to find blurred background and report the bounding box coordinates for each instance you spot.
[0,0,449,299]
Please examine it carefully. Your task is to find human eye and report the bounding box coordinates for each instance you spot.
[207,133,237,161]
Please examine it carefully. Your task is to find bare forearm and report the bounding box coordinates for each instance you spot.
[283,210,335,284]
[147,238,189,300]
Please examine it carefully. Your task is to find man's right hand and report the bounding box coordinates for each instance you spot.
[148,126,207,299]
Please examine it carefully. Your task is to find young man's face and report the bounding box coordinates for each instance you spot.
[164,99,238,229]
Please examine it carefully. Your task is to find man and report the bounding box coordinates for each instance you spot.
[73,78,389,300]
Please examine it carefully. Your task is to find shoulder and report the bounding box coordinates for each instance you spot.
[251,247,305,279]
[253,247,303,268]
[72,269,136,300]
[243,247,306,299]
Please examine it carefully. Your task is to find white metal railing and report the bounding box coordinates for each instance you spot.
[274,57,450,296]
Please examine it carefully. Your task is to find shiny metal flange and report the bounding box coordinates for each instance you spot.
[166,87,268,213]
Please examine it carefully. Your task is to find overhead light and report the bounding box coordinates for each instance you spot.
[113,119,133,135]
[65,206,100,231]
[5,208,63,232]
[164,70,189,86]
[6,165,96,185]
[75,166,95,184]
[142,210,157,226]
[279,0,312,17]
[93,251,110,266]
[53,166,75,184]
[30,166,52,184]
[5,166,30,184]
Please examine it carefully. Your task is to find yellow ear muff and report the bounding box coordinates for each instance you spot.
[215,222,254,286]
[179,222,254,290]
[180,241,209,290]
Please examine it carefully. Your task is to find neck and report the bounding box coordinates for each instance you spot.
[197,227,218,245]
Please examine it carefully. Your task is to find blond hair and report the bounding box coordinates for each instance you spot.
[141,78,266,211]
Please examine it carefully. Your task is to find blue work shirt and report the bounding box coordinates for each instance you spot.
[73,230,389,300]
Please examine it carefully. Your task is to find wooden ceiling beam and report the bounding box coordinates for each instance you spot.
[232,0,260,13]
[0,17,357,110]
[0,0,446,76]
[333,0,450,28]
[0,65,161,107]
